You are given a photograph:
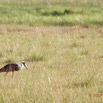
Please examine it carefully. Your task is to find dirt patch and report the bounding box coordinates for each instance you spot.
[0,24,103,36]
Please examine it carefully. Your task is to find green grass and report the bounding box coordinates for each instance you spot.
[0,25,103,102]
[0,0,103,102]
[0,3,103,26]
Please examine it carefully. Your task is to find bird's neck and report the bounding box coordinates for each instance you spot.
[18,63,24,69]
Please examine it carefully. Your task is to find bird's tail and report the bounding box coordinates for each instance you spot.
[0,68,3,72]
[0,67,5,72]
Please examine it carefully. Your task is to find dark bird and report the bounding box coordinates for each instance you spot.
[0,61,29,77]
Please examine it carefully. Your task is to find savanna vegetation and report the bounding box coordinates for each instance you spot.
[0,0,103,103]
[0,0,103,26]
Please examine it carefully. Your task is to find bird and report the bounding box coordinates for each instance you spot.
[0,61,29,78]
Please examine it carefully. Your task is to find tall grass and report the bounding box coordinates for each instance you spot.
[0,25,103,102]
[0,1,103,26]
[0,0,102,5]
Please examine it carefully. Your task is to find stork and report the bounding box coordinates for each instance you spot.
[0,61,29,78]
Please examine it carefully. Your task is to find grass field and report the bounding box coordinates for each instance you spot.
[0,0,103,103]
[0,0,103,26]
[0,25,103,102]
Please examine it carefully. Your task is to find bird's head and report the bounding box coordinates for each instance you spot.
[21,61,29,70]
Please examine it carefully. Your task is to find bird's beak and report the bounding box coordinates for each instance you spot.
[24,64,29,70]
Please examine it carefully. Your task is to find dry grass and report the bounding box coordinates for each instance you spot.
[0,25,103,102]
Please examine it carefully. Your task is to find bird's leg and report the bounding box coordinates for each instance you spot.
[12,71,14,78]
[4,71,9,77]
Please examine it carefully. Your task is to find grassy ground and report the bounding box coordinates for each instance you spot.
[0,25,103,102]
[0,0,103,103]
[0,2,103,26]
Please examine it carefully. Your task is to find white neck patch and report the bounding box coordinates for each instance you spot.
[18,62,24,69]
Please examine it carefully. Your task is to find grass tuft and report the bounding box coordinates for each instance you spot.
[4,58,15,64]
[0,52,3,58]
[70,43,79,48]
[25,52,46,62]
